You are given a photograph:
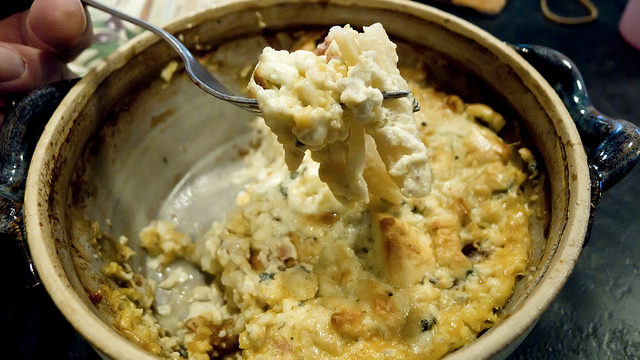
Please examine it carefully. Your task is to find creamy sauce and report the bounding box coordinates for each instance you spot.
[97,25,543,360]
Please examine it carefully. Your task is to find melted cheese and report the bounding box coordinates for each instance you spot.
[121,75,538,359]
[248,23,431,205]
[100,29,543,360]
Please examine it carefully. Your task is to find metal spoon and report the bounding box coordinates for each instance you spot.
[82,0,419,114]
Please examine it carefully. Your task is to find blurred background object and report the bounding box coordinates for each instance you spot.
[619,0,640,50]
[445,0,508,14]
[540,0,598,24]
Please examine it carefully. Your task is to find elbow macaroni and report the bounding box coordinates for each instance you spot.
[248,23,431,205]
[98,25,546,360]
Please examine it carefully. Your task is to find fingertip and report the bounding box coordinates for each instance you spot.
[0,46,26,83]
[27,0,92,59]
[0,43,70,95]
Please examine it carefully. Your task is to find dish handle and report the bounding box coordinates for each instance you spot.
[0,79,78,287]
[511,44,640,241]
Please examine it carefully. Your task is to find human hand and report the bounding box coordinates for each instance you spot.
[0,0,93,124]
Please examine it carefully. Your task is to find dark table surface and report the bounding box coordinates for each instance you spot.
[2,0,639,359]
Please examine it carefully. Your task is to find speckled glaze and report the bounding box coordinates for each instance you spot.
[0,1,637,359]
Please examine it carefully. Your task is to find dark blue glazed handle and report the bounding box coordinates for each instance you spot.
[0,79,78,287]
[511,44,640,239]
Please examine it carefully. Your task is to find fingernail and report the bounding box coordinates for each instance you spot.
[0,47,26,83]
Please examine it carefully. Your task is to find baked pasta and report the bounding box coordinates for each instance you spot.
[249,24,431,205]
[96,25,544,360]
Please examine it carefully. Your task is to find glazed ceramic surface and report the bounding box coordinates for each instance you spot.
[21,1,596,359]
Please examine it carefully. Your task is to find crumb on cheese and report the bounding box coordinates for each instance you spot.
[248,23,431,205]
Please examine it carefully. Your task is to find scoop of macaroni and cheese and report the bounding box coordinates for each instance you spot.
[249,23,431,204]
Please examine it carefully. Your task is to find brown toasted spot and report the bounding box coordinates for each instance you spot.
[185,317,239,357]
[445,95,464,113]
[284,258,298,268]
[372,214,435,286]
[89,289,103,305]
[252,63,268,90]
[305,212,341,225]
[433,228,471,279]
[379,217,421,260]
[276,244,293,261]
[331,309,366,338]
[288,232,320,263]
[452,198,470,223]
[249,249,265,271]
[373,294,397,317]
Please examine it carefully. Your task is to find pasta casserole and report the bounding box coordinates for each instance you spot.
[93,23,546,360]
